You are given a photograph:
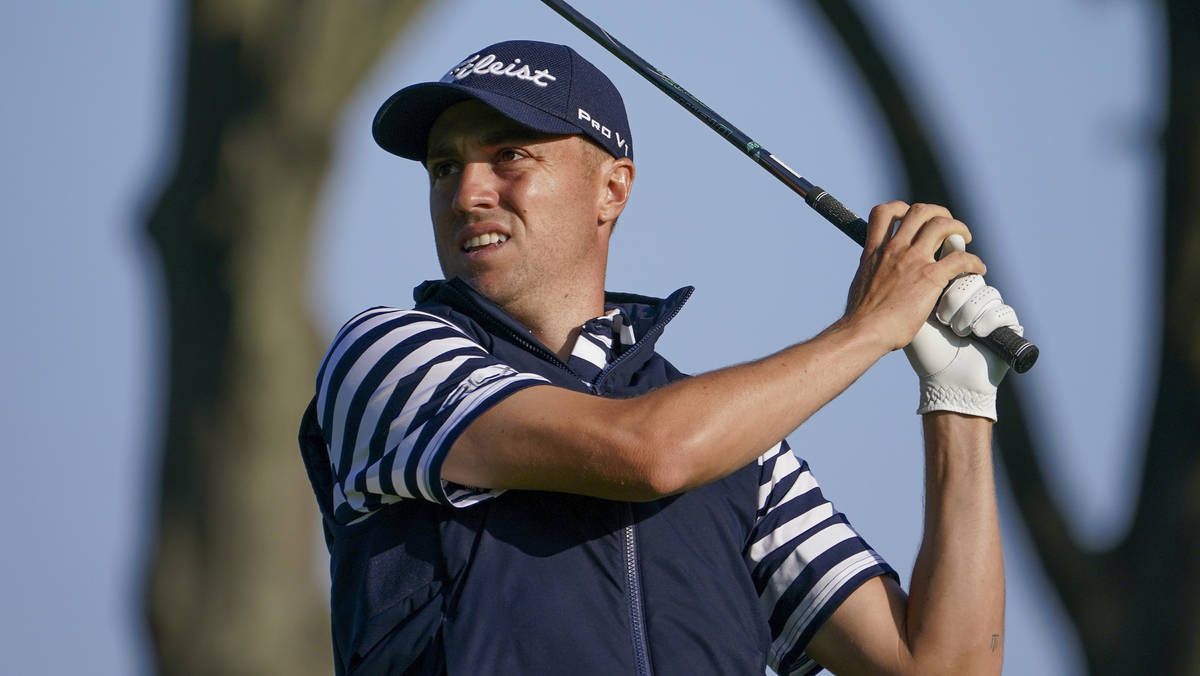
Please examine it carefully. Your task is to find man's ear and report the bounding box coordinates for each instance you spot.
[597,157,635,226]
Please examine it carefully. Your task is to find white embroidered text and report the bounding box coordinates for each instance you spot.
[448,54,556,87]
[577,108,629,156]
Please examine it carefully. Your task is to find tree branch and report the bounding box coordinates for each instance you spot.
[144,1,430,673]
[1118,3,1200,672]
[797,0,1113,644]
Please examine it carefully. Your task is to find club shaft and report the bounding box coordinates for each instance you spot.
[539,0,872,244]
[540,0,1037,374]
[540,2,822,196]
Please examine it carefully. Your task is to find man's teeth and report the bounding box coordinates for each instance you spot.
[463,233,508,251]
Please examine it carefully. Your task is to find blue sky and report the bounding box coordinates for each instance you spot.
[2,1,1161,673]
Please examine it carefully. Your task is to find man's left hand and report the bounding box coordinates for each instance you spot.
[903,237,1022,421]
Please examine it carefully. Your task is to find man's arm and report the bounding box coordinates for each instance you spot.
[803,413,1003,676]
[444,202,984,501]
[445,316,893,501]
[444,201,1012,672]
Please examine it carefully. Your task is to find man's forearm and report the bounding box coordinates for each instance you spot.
[447,316,892,500]
[905,413,1005,674]
[625,316,890,494]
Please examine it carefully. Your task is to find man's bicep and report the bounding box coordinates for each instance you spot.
[803,575,913,676]
[443,384,655,500]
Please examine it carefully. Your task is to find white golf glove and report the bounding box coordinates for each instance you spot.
[903,238,1022,421]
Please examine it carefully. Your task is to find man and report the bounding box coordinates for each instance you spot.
[299,39,1018,675]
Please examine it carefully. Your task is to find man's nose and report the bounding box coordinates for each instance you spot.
[452,162,500,213]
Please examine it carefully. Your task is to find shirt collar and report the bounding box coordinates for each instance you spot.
[566,307,633,386]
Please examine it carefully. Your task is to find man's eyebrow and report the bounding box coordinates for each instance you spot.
[425,139,457,163]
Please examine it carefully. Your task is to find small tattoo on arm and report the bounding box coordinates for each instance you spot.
[990,634,1000,652]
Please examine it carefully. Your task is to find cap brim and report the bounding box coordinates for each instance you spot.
[372,82,581,161]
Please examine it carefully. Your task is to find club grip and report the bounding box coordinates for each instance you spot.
[979,326,1039,373]
[805,188,867,245]
[804,185,1039,374]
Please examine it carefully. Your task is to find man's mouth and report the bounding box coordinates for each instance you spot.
[462,232,509,252]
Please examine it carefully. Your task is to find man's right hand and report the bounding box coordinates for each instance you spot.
[841,202,987,352]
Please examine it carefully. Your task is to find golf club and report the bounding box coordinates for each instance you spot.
[540,0,1039,373]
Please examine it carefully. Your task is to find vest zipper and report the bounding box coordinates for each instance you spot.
[623,505,654,676]
[594,287,694,391]
[446,280,678,674]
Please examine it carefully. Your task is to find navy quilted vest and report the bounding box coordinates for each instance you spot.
[299,279,768,675]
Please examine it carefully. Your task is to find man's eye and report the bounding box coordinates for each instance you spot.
[497,149,524,163]
[429,161,459,179]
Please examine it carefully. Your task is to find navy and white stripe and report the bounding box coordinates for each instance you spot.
[315,307,549,522]
[566,307,633,385]
[748,441,896,675]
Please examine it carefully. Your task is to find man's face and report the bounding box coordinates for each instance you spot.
[425,100,611,308]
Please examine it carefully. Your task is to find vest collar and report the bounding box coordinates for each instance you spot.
[412,278,694,358]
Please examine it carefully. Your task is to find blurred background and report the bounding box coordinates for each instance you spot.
[4,0,1196,674]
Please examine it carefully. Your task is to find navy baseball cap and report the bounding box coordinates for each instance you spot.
[372,40,633,162]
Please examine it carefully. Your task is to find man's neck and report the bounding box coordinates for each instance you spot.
[503,287,606,363]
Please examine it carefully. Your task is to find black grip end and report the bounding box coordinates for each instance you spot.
[805,186,867,246]
[801,185,1039,374]
[979,326,1039,374]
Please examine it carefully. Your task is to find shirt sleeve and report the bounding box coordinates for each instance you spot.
[746,440,899,676]
[314,307,549,523]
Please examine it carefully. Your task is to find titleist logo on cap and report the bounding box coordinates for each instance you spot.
[447,53,558,87]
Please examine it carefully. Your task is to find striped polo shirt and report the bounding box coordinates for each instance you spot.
[315,304,892,674]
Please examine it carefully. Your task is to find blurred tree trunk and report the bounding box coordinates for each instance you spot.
[803,0,1200,673]
[143,1,426,674]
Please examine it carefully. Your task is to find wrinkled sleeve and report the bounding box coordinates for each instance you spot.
[746,440,899,676]
[314,307,548,523]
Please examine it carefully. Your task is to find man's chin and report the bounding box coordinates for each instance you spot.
[453,273,517,307]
